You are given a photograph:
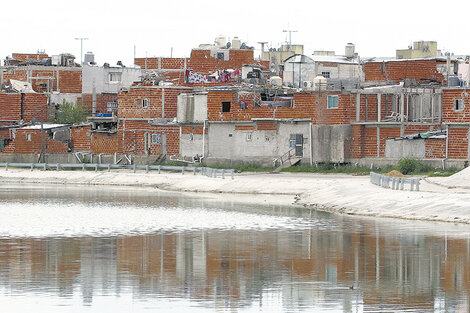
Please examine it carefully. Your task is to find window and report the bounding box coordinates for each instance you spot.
[109,72,122,82]
[26,133,31,141]
[246,133,252,141]
[189,133,194,141]
[321,71,330,78]
[327,95,339,109]
[222,101,231,112]
[455,99,464,111]
[135,98,149,109]
[151,133,161,144]
[107,101,118,112]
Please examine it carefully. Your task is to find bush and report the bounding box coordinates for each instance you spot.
[397,158,433,174]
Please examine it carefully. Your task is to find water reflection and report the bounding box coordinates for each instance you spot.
[0,185,469,312]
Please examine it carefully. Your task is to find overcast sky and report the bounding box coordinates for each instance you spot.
[2,0,470,66]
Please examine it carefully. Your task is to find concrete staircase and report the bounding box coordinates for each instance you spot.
[272,157,301,173]
[272,148,302,173]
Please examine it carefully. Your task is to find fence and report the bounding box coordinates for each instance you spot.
[0,162,235,180]
[370,172,420,191]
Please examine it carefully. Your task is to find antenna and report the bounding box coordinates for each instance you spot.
[282,29,298,52]
[74,37,89,65]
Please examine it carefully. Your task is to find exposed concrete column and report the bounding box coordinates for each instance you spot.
[377,94,381,122]
[158,57,162,70]
[356,93,360,122]
[161,88,165,118]
[377,127,380,157]
[400,93,405,123]
[431,92,435,123]
[0,68,4,85]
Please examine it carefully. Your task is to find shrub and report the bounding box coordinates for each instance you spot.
[397,158,433,174]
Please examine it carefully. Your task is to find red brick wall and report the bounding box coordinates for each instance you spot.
[3,68,81,93]
[0,93,21,121]
[364,60,447,84]
[206,90,354,125]
[378,127,401,157]
[2,129,68,154]
[118,87,189,119]
[12,53,49,62]
[234,125,255,131]
[135,49,256,84]
[91,132,118,154]
[257,121,277,130]
[447,128,468,159]
[118,120,180,155]
[181,125,204,135]
[350,124,365,158]
[425,139,446,158]
[58,70,82,93]
[0,93,48,123]
[442,89,470,123]
[23,94,49,122]
[79,93,117,114]
[403,124,439,135]
[71,125,91,151]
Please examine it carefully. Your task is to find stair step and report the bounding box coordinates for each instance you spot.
[272,157,301,173]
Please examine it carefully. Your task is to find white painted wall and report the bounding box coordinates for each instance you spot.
[82,65,141,94]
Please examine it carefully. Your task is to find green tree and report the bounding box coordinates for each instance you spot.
[55,101,89,124]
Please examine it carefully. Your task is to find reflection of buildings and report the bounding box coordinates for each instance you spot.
[0,215,469,312]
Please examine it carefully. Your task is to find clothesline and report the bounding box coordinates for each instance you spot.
[185,69,240,84]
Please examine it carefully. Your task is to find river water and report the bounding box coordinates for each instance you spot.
[0,184,469,312]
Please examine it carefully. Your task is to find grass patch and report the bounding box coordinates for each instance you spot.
[281,163,393,175]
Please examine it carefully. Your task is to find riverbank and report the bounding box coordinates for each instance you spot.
[0,168,469,224]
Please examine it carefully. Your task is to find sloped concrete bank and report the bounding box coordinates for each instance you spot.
[0,169,470,224]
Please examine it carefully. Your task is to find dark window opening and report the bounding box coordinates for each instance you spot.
[455,99,464,111]
[222,101,231,112]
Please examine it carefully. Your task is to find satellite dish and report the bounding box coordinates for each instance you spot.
[226,42,231,49]
[31,118,37,125]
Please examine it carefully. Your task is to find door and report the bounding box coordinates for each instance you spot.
[290,134,303,157]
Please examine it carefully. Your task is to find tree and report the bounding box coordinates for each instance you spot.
[55,101,89,124]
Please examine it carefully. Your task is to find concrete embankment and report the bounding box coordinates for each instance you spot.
[1,169,470,224]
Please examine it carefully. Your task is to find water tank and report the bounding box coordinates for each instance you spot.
[313,75,327,91]
[84,51,94,64]
[345,43,355,58]
[215,35,227,48]
[232,37,241,49]
[448,75,461,87]
[270,76,282,86]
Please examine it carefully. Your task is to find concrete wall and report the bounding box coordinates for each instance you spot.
[82,65,141,94]
[311,125,351,163]
[348,157,467,169]
[385,139,426,159]
[180,133,206,161]
[205,121,311,166]
[50,93,81,106]
[177,93,207,123]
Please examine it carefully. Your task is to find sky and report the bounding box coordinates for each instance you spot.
[2,0,470,66]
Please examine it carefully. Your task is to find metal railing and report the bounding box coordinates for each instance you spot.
[370,172,420,191]
[0,162,235,180]
[273,148,296,168]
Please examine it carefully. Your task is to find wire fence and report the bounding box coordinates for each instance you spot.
[0,162,235,180]
[370,172,420,191]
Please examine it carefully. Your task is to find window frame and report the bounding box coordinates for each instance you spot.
[321,71,331,79]
[454,98,464,111]
[222,101,231,112]
[108,72,122,83]
[327,95,339,109]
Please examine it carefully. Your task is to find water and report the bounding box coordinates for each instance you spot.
[0,184,469,312]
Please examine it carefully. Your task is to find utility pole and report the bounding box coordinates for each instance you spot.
[282,29,298,52]
[74,37,88,65]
